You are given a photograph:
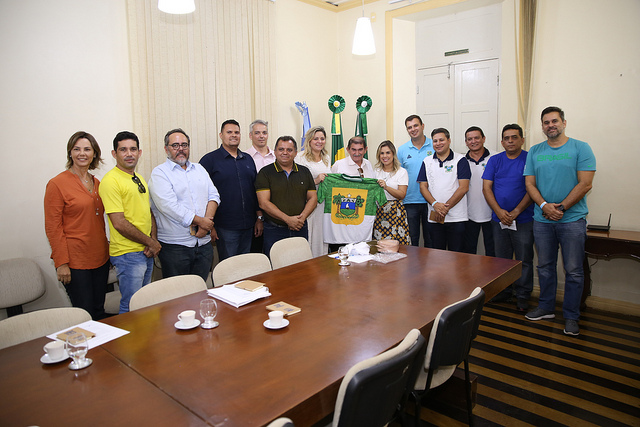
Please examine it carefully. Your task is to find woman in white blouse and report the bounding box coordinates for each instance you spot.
[295,126,331,257]
[373,140,410,244]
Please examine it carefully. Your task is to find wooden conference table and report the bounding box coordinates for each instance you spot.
[0,245,520,426]
[582,229,640,308]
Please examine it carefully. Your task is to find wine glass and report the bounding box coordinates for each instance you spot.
[338,246,350,266]
[65,333,92,370]
[200,299,219,329]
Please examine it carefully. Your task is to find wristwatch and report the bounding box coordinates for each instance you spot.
[558,205,565,212]
[257,215,264,221]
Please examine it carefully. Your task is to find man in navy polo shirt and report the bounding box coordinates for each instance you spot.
[417,128,470,252]
[200,119,264,261]
[398,115,433,247]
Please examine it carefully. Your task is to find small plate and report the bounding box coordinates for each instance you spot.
[41,350,69,364]
[264,319,289,330]
[175,319,201,330]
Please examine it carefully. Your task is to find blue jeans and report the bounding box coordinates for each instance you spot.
[429,221,466,252]
[464,220,495,256]
[405,203,432,248]
[533,219,586,320]
[216,227,253,261]
[158,241,213,282]
[263,221,308,259]
[492,220,534,301]
[110,251,154,313]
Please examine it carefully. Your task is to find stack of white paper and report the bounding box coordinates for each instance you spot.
[207,283,271,308]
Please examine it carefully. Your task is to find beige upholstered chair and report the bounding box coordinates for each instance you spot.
[128,275,207,311]
[332,329,426,427]
[0,307,91,350]
[211,253,272,287]
[266,417,294,427]
[269,237,313,269]
[0,258,46,317]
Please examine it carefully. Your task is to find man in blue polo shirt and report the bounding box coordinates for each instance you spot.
[482,124,534,311]
[417,128,470,252]
[200,120,264,261]
[523,106,596,336]
[398,115,434,247]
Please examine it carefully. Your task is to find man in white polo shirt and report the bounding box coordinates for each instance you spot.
[417,128,470,252]
[463,126,495,256]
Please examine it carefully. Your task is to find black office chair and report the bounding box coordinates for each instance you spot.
[411,287,485,427]
[333,328,427,427]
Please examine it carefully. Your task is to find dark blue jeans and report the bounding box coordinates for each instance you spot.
[492,220,534,301]
[158,241,213,282]
[263,221,308,259]
[464,220,495,256]
[215,227,253,261]
[405,203,431,247]
[429,221,466,252]
[533,219,586,320]
[65,261,110,320]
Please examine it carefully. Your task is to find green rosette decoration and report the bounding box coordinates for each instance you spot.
[328,95,346,164]
[355,95,372,158]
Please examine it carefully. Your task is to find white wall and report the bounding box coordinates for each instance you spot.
[0,0,132,314]
[1,0,638,314]
[528,0,640,304]
[273,0,338,141]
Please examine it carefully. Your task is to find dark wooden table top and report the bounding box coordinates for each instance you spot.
[98,245,521,426]
[587,229,640,243]
[0,337,208,426]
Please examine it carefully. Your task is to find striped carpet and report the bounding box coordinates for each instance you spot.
[415,302,640,426]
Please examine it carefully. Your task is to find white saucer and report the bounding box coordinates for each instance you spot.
[175,319,201,330]
[41,350,69,364]
[264,319,289,330]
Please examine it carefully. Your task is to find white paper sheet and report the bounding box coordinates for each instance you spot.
[207,283,271,308]
[46,320,130,349]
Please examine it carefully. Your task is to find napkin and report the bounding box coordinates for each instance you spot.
[207,283,271,308]
[345,242,371,256]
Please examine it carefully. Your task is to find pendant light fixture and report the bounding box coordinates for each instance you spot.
[158,0,195,15]
[352,0,376,55]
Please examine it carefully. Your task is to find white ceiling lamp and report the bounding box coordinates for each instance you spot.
[352,0,376,56]
[158,0,195,15]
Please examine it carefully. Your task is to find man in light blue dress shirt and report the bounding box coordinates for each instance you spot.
[149,128,221,281]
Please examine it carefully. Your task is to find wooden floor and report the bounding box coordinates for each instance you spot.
[415,301,640,426]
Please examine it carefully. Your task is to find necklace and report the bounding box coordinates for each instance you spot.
[71,168,94,191]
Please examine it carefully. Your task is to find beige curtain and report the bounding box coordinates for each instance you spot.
[126,0,276,178]
[515,0,537,136]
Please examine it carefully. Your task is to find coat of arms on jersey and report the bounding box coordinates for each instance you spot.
[331,188,367,225]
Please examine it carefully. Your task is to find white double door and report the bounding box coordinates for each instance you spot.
[417,59,499,153]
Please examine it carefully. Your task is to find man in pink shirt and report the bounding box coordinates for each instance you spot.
[245,119,275,171]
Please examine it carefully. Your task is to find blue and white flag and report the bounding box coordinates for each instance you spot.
[295,101,311,150]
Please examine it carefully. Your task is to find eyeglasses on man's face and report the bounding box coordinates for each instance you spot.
[132,173,146,193]
[169,142,190,150]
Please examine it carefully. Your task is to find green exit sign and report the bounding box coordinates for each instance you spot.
[445,49,469,57]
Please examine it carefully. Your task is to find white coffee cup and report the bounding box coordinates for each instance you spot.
[178,310,196,326]
[44,341,65,360]
[268,310,284,327]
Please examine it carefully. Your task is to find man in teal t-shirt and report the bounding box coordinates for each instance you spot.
[523,106,596,336]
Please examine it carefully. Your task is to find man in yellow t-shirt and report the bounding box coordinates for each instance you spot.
[99,131,161,313]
